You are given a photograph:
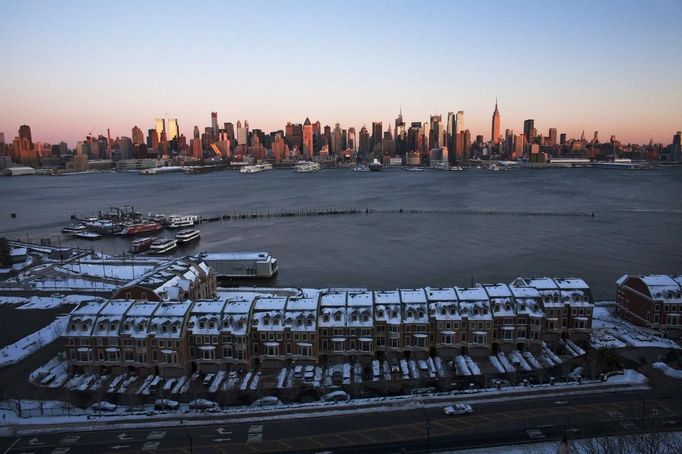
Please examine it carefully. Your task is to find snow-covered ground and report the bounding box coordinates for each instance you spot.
[652,362,682,379]
[0,294,99,310]
[0,316,68,368]
[592,306,680,349]
[605,369,648,384]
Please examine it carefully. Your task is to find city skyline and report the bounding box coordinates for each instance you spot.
[1,0,681,146]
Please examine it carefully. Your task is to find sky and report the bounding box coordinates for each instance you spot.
[1,0,681,147]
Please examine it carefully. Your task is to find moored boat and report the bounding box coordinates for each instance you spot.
[129,237,156,253]
[118,222,162,236]
[175,228,200,245]
[368,158,383,171]
[148,238,178,255]
[74,231,102,240]
[167,215,199,229]
[62,224,88,234]
[295,161,321,173]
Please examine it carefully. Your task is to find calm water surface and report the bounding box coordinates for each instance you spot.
[1,167,681,299]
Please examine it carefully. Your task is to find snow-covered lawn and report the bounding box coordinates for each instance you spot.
[35,278,116,291]
[455,355,472,376]
[652,362,682,379]
[0,317,68,368]
[496,352,515,373]
[606,369,648,384]
[592,307,680,349]
[276,368,287,389]
[489,355,505,373]
[57,263,157,281]
[509,350,532,371]
[209,371,225,393]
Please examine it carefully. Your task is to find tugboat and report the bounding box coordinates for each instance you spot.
[368,158,383,171]
[129,237,156,253]
[175,229,200,245]
[148,238,177,255]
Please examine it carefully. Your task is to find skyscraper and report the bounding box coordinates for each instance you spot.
[303,117,313,158]
[455,111,464,135]
[523,119,534,144]
[167,118,179,141]
[131,126,144,145]
[18,125,32,150]
[236,121,248,146]
[331,123,342,155]
[347,127,356,151]
[211,112,218,135]
[371,122,382,153]
[548,128,558,146]
[672,131,681,161]
[491,101,500,144]
[358,126,369,154]
[154,118,165,137]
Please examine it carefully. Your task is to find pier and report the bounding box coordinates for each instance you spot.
[200,207,595,223]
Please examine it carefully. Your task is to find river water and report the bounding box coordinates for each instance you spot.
[1,167,681,299]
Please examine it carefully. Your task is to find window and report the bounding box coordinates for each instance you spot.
[442,334,452,344]
[298,345,311,356]
[473,333,486,344]
[334,312,341,321]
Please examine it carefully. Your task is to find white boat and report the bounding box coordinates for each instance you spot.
[240,163,273,174]
[368,158,383,171]
[404,167,424,172]
[148,238,177,255]
[62,224,88,234]
[74,231,102,240]
[450,166,464,171]
[295,161,321,173]
[168,215,199,229]
[175,228,200,244]
[352,164,370,172]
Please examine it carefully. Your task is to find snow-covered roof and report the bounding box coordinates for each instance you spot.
[347,291,372,306]
[153,301,193,317]
[554,278,589,290]
[320,291,346,307]
[374,291,400,305]
[190,299,226,314]
[400,288,426,304]
[71,300,106,316]
[125,301,159,317]
[509,286,541,298]
[481,283,512,298]
[253,296,287,311]
[455,287,489,301]
[515,277,559,290]
[201,252,273,261]
[632,275,682,304]
[425,287,458,301]
[285,297,318,311]
[222,299,253,314]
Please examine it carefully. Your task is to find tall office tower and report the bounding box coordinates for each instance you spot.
[303,118,314,158]
[505,129,514,156]
[147,129,159,150]
[560,133,567,145]
[211,112,218,135]
[358,126,369,154]
[347,127,356,151]
[193,126,200,140]
[312,121,322,152]
[131,126,144,145]
[514,134,524,157]
[322,125,331,149]
[592,131,599,143]
[455,111,464,135]
[463,129,471,161]
[224,122,235,142]
[155,118,165,137]
[341,129,347,150]
[429,115,442,149]
[672,131,682,161]
[272,133,285,161]
[331,123,342,155]
[523,119,534,144]
[382,127,395,156]
[167,118,179,141]
[395,108,406,137]
[371,121,383,153]
[491,101,500,144]
[18,124,33,150]
[0,132,4,145]
[407,122,421,152]
[236,121,248,146]
[446,112,456,151]
[548,128,558,146]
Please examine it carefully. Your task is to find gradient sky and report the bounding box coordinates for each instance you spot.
[1,0,681,147]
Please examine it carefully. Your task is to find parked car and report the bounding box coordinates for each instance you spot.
[251,396,283,407]
[90,401,117,412]
[390,360,400,373]
[202,373,215,386]
[332,370,343,385]
[443,403,473,415]
[323,390,350,402]
[154,399,179,411]
[303,366,315,382]
[293,365,304,379]
[189,399,218,410]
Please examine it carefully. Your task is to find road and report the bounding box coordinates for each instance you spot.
[1,383,680,454]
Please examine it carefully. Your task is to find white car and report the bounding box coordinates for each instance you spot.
[443,403,473,415]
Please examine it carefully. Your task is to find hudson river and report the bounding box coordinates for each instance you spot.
[2,167,681,299]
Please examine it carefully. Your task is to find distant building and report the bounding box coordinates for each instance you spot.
[549,128,558,147]
[523,119,534,145]
[132,126,144,145]
[616,274,682,338]
[167,118,179,141]
[302,117,313,158]
[491,101,500,144]
[211,112,218,135]
[672,131,681,161]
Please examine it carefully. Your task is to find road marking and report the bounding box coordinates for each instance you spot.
[142,441,160,451]
[526,429,545,439]
[109,446,129,450]
[59,435,80,444]
[606,411,624,420]
[3,438,21,454]
[553,401,568,405]
[50,449,70,454]
[620,421,638,431]
[216,428,232,435]
[27,439,43,446]
[213,438,232,442]
[247,425,263,443]
[147,431,166,440]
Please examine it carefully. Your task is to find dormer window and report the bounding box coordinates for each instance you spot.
[110,323,116,331]
[124,324,130,331]
[351,312,358,322]
[161,325,168,333]
[273,317,280,326]
[199,321,205,329]
[377,310,384,318]
[263,316,270,326]
[473,308,479,316]
[406,310,414,318]
[209,321,215,329]
[138,324,144,331]
[297,317,304,326]
[417,310,424,318]
[98,323,104,331]
[306,317,313,326]
[450,308,456,315]
[82,323,87,331]
[70,323,76,331]
[323,313,330,322]
[363,313,370,322]
[334,312,341,322]
[505,304,511,311]
[223,320,230,328]
[391,310,398,318]
[440,308,446,316]
[494,304,500,312]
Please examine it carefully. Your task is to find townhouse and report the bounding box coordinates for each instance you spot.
[63,277,595,378]
[616,274,682,338]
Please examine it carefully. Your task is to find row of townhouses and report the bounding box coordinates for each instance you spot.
[63,273,595,378]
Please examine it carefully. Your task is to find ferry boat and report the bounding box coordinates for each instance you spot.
[74,231,102,240]
[61,224,88,234]
[368,159,383,171]
[240,163,273,174]
[295,161,321,173]
[118,222,162,236]
[148,238,178,255]
[129,237,156,253]
[175,228,200,244]
[168,215,199,229]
